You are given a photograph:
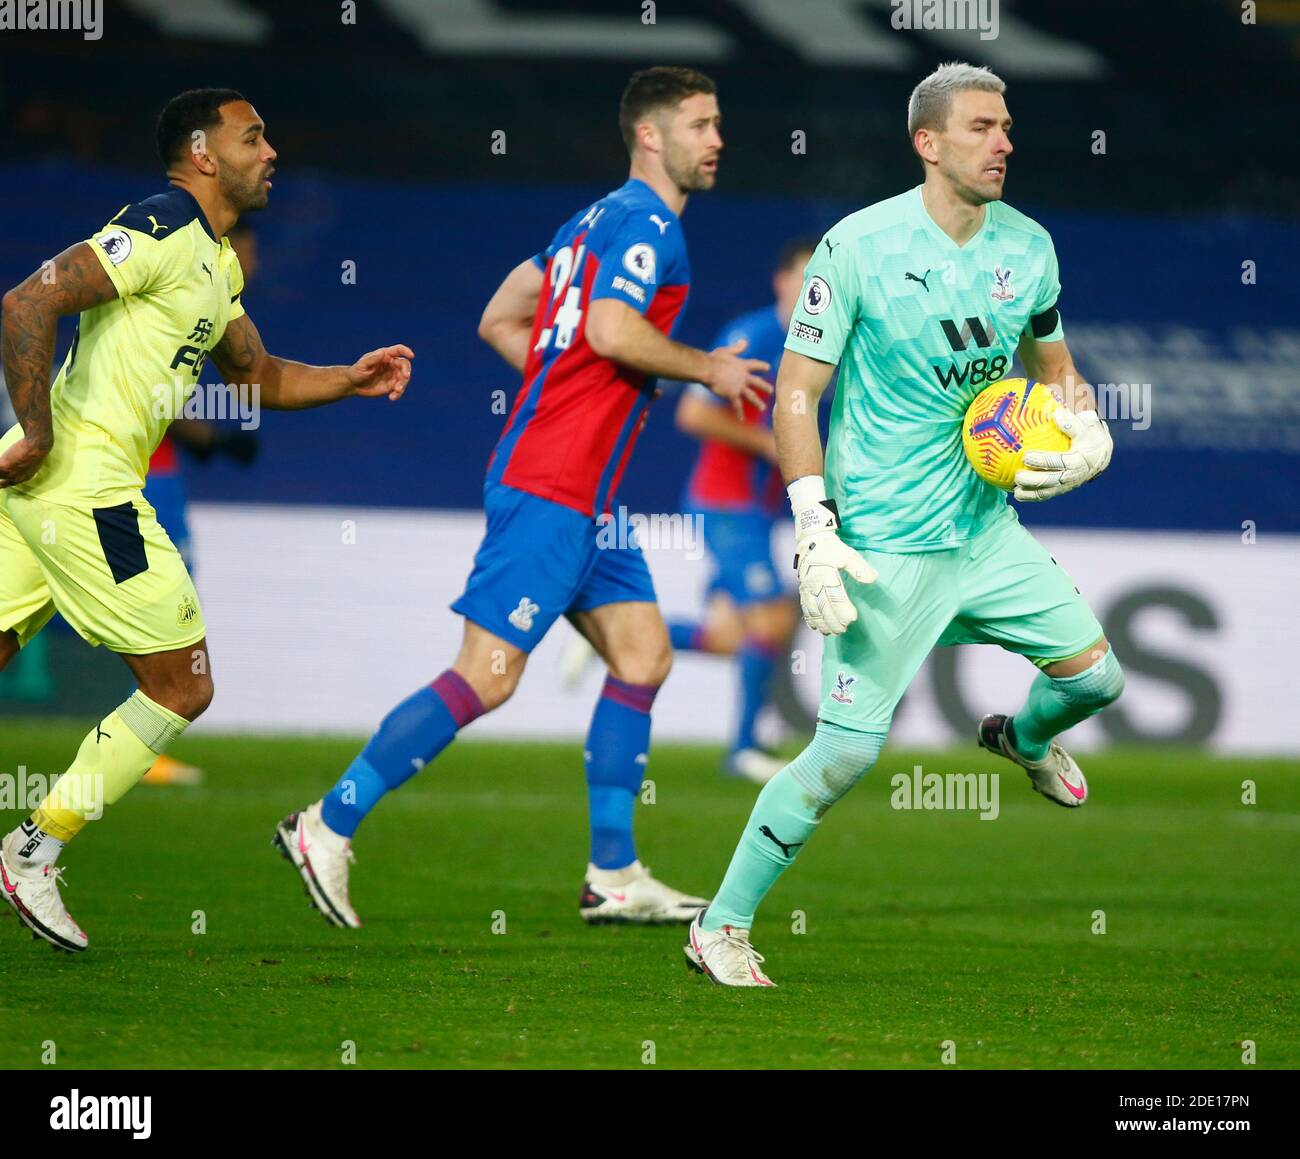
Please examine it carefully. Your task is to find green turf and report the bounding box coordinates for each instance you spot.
[0,721,1296,1069]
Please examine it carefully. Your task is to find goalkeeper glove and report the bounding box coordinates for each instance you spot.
[789,475,877,636]
[1014,407,1112,502]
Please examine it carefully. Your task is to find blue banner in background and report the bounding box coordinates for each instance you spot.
[2,161,1296,533]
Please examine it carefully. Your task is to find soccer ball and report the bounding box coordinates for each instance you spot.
[961,378,1070,491]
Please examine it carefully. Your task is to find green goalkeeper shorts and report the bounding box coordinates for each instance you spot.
[819,506,1104,731]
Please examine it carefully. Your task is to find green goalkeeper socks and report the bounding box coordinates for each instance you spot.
[703,721,886,933]
[1011,649,1125,762]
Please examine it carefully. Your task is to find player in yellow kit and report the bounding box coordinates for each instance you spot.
[0,89,413,952]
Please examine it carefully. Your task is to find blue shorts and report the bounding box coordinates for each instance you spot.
[451,482,657,653]
[699,510,783,607]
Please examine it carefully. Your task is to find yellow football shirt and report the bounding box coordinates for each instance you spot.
[0,185,246,506]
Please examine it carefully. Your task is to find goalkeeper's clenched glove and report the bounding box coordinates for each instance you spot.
[1013,407,1112,502]
[789,476,877,637]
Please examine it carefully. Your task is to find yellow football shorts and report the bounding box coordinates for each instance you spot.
[0,488,205,655]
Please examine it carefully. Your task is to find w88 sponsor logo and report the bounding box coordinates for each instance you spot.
[932,315,1008,391]
[932,352,1009,391]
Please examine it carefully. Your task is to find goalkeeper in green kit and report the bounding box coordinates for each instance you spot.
[685,62,1124,987]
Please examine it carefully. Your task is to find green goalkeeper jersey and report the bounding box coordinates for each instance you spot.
[784,185,1065,553]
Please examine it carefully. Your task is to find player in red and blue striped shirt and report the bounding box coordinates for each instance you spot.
[280,67,771,930]
[672,238,818,784]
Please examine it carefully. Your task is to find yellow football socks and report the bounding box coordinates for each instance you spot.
[31,690,190,841]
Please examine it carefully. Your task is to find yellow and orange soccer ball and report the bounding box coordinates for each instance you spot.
[961,378,1071,491]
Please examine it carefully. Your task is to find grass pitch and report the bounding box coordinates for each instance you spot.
[0,722,1296,1069]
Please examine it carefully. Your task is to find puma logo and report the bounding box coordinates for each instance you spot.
[95,721,112,744]
[759,825,803,859]
[146,215,169,235]
[905,269,931,292]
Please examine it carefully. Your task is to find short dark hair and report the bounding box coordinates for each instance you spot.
[618,67,716,154]
[777,236,820,272]
[156,88,246,167]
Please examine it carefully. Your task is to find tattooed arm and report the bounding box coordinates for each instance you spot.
[211,313,412,411]
[0,243,117,486]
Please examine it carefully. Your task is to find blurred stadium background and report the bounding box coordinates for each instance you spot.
[1,0,1296,753]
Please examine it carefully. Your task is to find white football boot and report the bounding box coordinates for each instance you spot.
[977,714,1088,808]
[0,829,88,953]
[274,802,362,928]
[725,748,785,785]
[559,630,599,689]
[684,909,775,987]
[579,860,709,924]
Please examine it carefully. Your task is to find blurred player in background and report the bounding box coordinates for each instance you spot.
[142,220,261,787]
[670,238,817,783]
[279,67,771,930]
[563,238,813,783]
[685,63,1123,986]
[0,89,412,953]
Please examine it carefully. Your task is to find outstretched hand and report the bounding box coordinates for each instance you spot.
[349,345,414,400]
[707,337,773,420]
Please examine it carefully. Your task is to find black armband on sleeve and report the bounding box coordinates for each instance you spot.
[1028,306,1060,339]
